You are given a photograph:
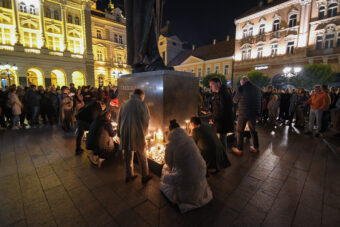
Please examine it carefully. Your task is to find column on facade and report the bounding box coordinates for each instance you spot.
[298,0,312,48]
[39,0,46,48]
[11,0,21,45]
[61,5,68,51]
[83,1,94,86]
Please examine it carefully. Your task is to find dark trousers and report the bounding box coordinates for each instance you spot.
[76,120,90,150]
[236,116,259,150]
[62,109,73,131]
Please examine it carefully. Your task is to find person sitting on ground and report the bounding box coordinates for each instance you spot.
[190,116,231,173]
[86,111,115,167]
[160,119,213,213]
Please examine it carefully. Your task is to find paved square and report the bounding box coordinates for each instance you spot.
[0,126,339,227]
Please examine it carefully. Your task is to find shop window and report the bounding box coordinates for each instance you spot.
[327,3,338,18]
[316,36,323,50]
[67,15,72,23]
[289,14,297,27]
[324,34,334,49]
[259,24,265,35]
[287,41,295,54]
[319,6,325,19]
[273,19,280,31]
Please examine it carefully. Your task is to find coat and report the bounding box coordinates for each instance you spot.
[160,128,213,213]
[86,115,115,158]
[118,94,150,152]
[9,93,22,115]
[305,91,329,110]
[191,124,231,170]
[210,84,234,133]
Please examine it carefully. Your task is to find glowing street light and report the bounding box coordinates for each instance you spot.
[283,66,301,78]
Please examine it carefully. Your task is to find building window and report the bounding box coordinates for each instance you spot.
[337,33,340,48]
[215,65,220,73]
[1,0,11,8]
[46,8,51,18]
[97,50,103,61]
[23,31,38,48]
[257,47,263,59]
[19,2,26,13]
[67,15,72,23]
[287,41,295,54]
[47,36,61,51]
[319,6,325,19]
[198,68,202,77]
[248,27,253,37]
[54,10,60,20]
[273,19,280,31]
[117,53,122,64]
[327,3,338,18]
[242,47,251,60]
[97,30,102,39]
[243,29,247,38]
[172,42,177,46]
[289,14,297,27]
[207,67,211,75]
[119,35,123,44]
[0,27,12,45]
[259,24,265,35]
[224,65,229,76]
[114,34,118,42]
[271,43,278,57]
[29,5,35,14]
[75,17,80,25]
[324,34,335,49]
[316,36,323,49]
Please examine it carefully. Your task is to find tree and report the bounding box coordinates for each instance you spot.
[244,70,270,88]
[289,64,336,90]
[202,73,226,88]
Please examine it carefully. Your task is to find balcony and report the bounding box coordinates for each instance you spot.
[270,31,281,40]
[240,37,254,46]
[307,47,340,57]
[286,27,298,36]
[255,35,266,43]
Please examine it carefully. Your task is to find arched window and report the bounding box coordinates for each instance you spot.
[46,8,51,18]
[248,27,253,37]
[328,3,338,18]
[54,10,60,20]
[243,29,248,38]
[289,14,297,27]
[259,24,265,35]
[257,46,263,59]
[97,50,103,61]
[75,17,80,25]
[67,15,72,23]
[19,2,26,13]
[319,6,325,19]
[325,33,335,49]
[29,5,35,15]
[273,19,280,31]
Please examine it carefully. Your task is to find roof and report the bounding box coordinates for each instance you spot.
[168,39,235,67]
[236,0,289,20]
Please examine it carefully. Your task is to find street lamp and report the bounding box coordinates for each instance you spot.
[0,62,18,87]
[282,66,301,78]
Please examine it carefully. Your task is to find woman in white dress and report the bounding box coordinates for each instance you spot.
[160,120,213,213]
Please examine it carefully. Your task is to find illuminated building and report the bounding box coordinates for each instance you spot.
[169,38,234,83]
[91,0,130,87]
[234,0,340,82]
[0,0,95,89]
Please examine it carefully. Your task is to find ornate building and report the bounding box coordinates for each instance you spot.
[91,0,129,87]
[234,0,340,82]
[169,38,234,82]
[0,0,95,89]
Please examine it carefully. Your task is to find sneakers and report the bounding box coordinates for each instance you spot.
[142,174,153,184]
[232,147,243,156]
[125,175,138,183]
[249,146,260,154]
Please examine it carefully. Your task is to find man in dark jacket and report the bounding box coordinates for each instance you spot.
[26,85,41,127]
[232,76,262,156]
[209,77,234,149]
[190,116,231,172]
[75,101,106,154]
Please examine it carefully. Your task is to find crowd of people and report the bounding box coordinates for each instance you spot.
[1,77,340,213]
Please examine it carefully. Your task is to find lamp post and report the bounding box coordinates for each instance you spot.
[0,63,18,87]
[282,66,301,78]
[231,55,235,89]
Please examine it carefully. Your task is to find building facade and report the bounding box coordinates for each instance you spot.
[234,0,340,83]
[169,39,234,82]
[0,0,95,89]
[91,1,129,87]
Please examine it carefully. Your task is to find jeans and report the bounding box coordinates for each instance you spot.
[236,116,259,150]
[124,149,149,178]
[309,109,323,132]
[32,106,40,125]
[12,115,19,127]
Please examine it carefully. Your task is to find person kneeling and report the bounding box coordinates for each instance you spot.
[190,117,231,174]
[160,120,213,213]
[86,112,115,167]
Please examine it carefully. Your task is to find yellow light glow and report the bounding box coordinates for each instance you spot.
[72,71,85,87]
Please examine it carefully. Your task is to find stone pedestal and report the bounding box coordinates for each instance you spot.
[118,70,199,130]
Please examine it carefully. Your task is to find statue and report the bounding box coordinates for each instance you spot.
[124,0,173,72]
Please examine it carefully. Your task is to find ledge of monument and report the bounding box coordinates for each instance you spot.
[121,70,195,78]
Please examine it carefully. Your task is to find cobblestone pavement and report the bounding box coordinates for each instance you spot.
[0,125,340,227]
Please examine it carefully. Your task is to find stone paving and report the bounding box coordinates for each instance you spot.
[0,125,340,227]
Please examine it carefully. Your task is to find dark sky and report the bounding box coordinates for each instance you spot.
[97,0,259,46]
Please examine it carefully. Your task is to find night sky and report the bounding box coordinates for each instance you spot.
[96,0,259,46]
